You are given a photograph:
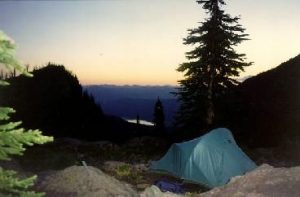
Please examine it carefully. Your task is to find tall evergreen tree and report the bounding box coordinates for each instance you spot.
[0,31,53,196]
[175,0,252,131]
[153,98,165,132]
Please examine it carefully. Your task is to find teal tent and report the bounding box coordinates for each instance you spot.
[150,128,256,188]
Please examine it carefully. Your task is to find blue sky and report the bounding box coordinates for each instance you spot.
[1,0,299,85]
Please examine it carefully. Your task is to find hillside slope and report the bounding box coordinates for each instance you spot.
[238,54,300,146]
[0,64,152,142]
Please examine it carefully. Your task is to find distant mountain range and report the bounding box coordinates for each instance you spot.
[85,54,300,146]
[1,55,297,145]
[84,85,179,126]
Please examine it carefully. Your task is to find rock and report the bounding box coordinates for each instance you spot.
[133,163,149,172]
[198,164,300,197]
[136,183,151,190]
[140,185,184,197]
[35,165,138,197]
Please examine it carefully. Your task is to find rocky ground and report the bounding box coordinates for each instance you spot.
[198,164,300,197]
[1,137,300,196]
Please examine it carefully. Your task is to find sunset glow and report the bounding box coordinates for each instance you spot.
[1,0,299,85]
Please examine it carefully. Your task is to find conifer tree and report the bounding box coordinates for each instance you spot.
[0,31,53,196]
[136,114,140,126]
[175,0,252,131]
[153,98,165,132]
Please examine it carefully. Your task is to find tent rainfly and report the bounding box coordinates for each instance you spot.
[150,128,257,188]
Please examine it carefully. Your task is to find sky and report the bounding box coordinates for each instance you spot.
[0,0,300,85]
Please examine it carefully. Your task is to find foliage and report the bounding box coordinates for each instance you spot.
[0,32,31,85]
[115,164,131,177]
[185,192,198,197]
[175,0,252,133]
[0,31,53,197]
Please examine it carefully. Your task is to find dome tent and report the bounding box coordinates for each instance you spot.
[150,128,256,188]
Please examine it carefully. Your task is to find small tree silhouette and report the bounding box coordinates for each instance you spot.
[136,114,140,126]
[153,98,165,133]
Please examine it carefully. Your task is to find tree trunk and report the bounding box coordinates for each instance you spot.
[206,70,215,125]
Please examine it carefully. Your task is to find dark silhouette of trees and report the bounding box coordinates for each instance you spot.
[175,0,252,133]
[0,63,105,139]
[0,63,156,142]
[153,98,165,133]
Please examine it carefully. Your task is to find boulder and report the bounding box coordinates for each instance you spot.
[133,163,148,172]
[35,165,138,197]
[140,185,184,197]
[199,164,300,197]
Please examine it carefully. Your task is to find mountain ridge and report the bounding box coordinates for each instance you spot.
[235,54,300,146]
